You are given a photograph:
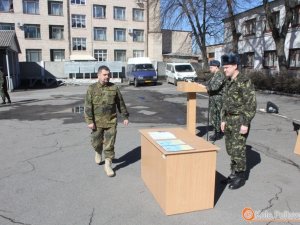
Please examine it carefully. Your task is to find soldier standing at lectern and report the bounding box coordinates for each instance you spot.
[221,53,256,190]
[206,60,226,141]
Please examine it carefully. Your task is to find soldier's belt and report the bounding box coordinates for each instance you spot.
[225,112,240,116]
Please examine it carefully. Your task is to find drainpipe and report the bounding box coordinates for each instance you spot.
[146,0,149,57]
[67,0,71,59]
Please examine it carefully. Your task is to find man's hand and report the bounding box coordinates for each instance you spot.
[88,123,95,130]
[221,122,226,132]
[240,125,248,134]
[123,119,129,126]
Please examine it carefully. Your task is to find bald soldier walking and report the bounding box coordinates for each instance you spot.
[84,65,129,177]
[221,53,256,190]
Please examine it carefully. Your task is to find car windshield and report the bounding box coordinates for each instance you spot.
[135,64,154,71]
[175,65,193,72]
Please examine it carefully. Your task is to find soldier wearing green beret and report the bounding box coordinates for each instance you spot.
[84,65,129,177]
[221,53,256,190]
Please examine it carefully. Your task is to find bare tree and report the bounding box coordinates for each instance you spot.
[263,0,295,73]
[161,0,224,69]
[224,0,258,53]
[225,0,241,53]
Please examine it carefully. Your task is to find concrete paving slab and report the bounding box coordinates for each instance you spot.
[0,83,299,225]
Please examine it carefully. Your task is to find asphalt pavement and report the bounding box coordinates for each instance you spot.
[0,82,299,225]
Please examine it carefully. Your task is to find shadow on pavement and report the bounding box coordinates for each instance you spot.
[245,145,261,180]
[215,171,227,206]
[113,146,141,171]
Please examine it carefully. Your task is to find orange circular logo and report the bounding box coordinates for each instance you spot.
[242,207,255,221]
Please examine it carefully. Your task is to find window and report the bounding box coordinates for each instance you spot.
[133,29,144,42]
[114,28,126,42]
[292,5,300,27]
[208,52,215,58]
[289,49,300,68]
[49,25,64,40]
[48,1,63,16]
[264,51,278,68]
[244,19,255,36]
[94,27,106,41]
[93,5,105,19]
[265,11,280,32]
[94,49,107,61]
[133,50,144,58]
[23,0,39,14]
[72,14,86,28]
[133,8,144,21]
[0,0,13,12]
[72,37,86,50]
[50,49,65,61]
[71,0,85,5]
[0,23,15,30]
[114,50,126,62]
[114,7,125,20]
[24,24,41,39]
[26,49,41,62]
[242,52,254,68]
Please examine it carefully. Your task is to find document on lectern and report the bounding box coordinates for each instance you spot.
[148,131,176,140]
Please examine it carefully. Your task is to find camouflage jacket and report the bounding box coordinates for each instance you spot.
[84,82,129,128]
[221,72,256,126]
[206,70,226,97]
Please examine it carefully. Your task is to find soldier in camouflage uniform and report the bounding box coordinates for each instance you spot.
[206,60,226,141]
[0,66,11,104]
[84,65,129,177]
[221,53,256,190]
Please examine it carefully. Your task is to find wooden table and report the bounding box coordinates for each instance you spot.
[140,127,219,215]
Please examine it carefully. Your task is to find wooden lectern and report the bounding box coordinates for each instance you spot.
[176,81,207,134]
[139,81,219,215]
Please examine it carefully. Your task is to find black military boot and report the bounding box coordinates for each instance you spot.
[228,171,246,190]
[221,170,237,184]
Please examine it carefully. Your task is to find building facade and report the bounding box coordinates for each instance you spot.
[0,0,162,62]
[223,0,300,75]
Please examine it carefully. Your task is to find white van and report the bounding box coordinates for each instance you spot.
[166,63,197,86]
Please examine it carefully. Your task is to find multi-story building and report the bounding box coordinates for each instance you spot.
[223,0,300,75]
[0,0,162,62]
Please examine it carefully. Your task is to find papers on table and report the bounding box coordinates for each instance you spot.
[148,131,176,140]
[148,131,194,152]
[161,144,194,151]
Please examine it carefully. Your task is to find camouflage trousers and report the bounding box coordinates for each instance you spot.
[224,115,249,172]
[209,96,222,133]
[91,126,117,160]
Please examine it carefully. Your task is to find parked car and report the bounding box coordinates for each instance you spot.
[166,62,197,86]
[127,57,157,87]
